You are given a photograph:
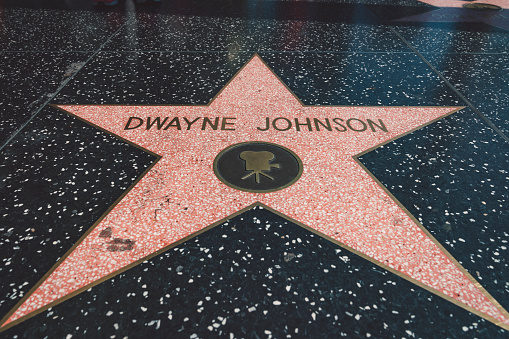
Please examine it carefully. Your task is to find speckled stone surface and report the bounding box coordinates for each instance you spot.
[0,5,125,51]
[0,105,156,327]
[1,0,508,336]
[369,0,509,154]
[422,53,509,136]
[1,207,507,338]
[358,106,509,314]
[55,52,253,105]
[5,56,507,329]
[391,25,509,53]
[102,8,403,52]
[0,52,90,146]
[259,52,463,106]
[55,51,465,107]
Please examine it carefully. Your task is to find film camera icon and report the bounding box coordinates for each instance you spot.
[213,141,302,193]
[240,151,280,184]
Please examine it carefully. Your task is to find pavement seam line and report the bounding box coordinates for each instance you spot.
[0,21,128,152]
[388,26,509,143]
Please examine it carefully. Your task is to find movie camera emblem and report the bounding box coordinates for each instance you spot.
[214,142,303,193]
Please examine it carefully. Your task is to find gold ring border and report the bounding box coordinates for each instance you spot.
[213,141,303,193]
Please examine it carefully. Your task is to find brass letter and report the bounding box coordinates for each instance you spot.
[183,117,201,130]
[314,118,332,131]
[257,118,270,131]
[163,117,182,130]
[294,118,312,131]
[272,117,292,131]
[124,117,143,130]
[146,117,169,130]
[221,117,236,131]
[333,118,347,132]
[201,117,219,130]
[346,118,367,132]
[367,119,388,132]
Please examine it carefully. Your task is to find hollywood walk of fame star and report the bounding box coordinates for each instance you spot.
[1,54,508,330]
[419,0,507,9]
[394,0,508,31]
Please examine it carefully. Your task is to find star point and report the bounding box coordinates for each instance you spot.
[3,54,508,330]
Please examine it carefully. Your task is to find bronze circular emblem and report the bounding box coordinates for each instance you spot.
[214,141,303,193]
[462,3,502,11]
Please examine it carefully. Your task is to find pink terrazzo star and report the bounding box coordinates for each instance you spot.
[4,55,508,329]
[419,0,507,9]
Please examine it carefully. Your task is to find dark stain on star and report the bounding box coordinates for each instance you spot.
[107,238,136,252]
[0,105,158,322]
[1,207,506,338]
[96,227,136,252]
[98,227,113,238]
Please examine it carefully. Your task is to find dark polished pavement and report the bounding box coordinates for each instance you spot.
[0,0,508,337]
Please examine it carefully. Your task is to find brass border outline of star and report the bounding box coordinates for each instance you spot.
[1,54,508,332]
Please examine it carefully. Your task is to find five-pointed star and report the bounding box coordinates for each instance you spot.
[3,55,508,328]
[394,0,508,31]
